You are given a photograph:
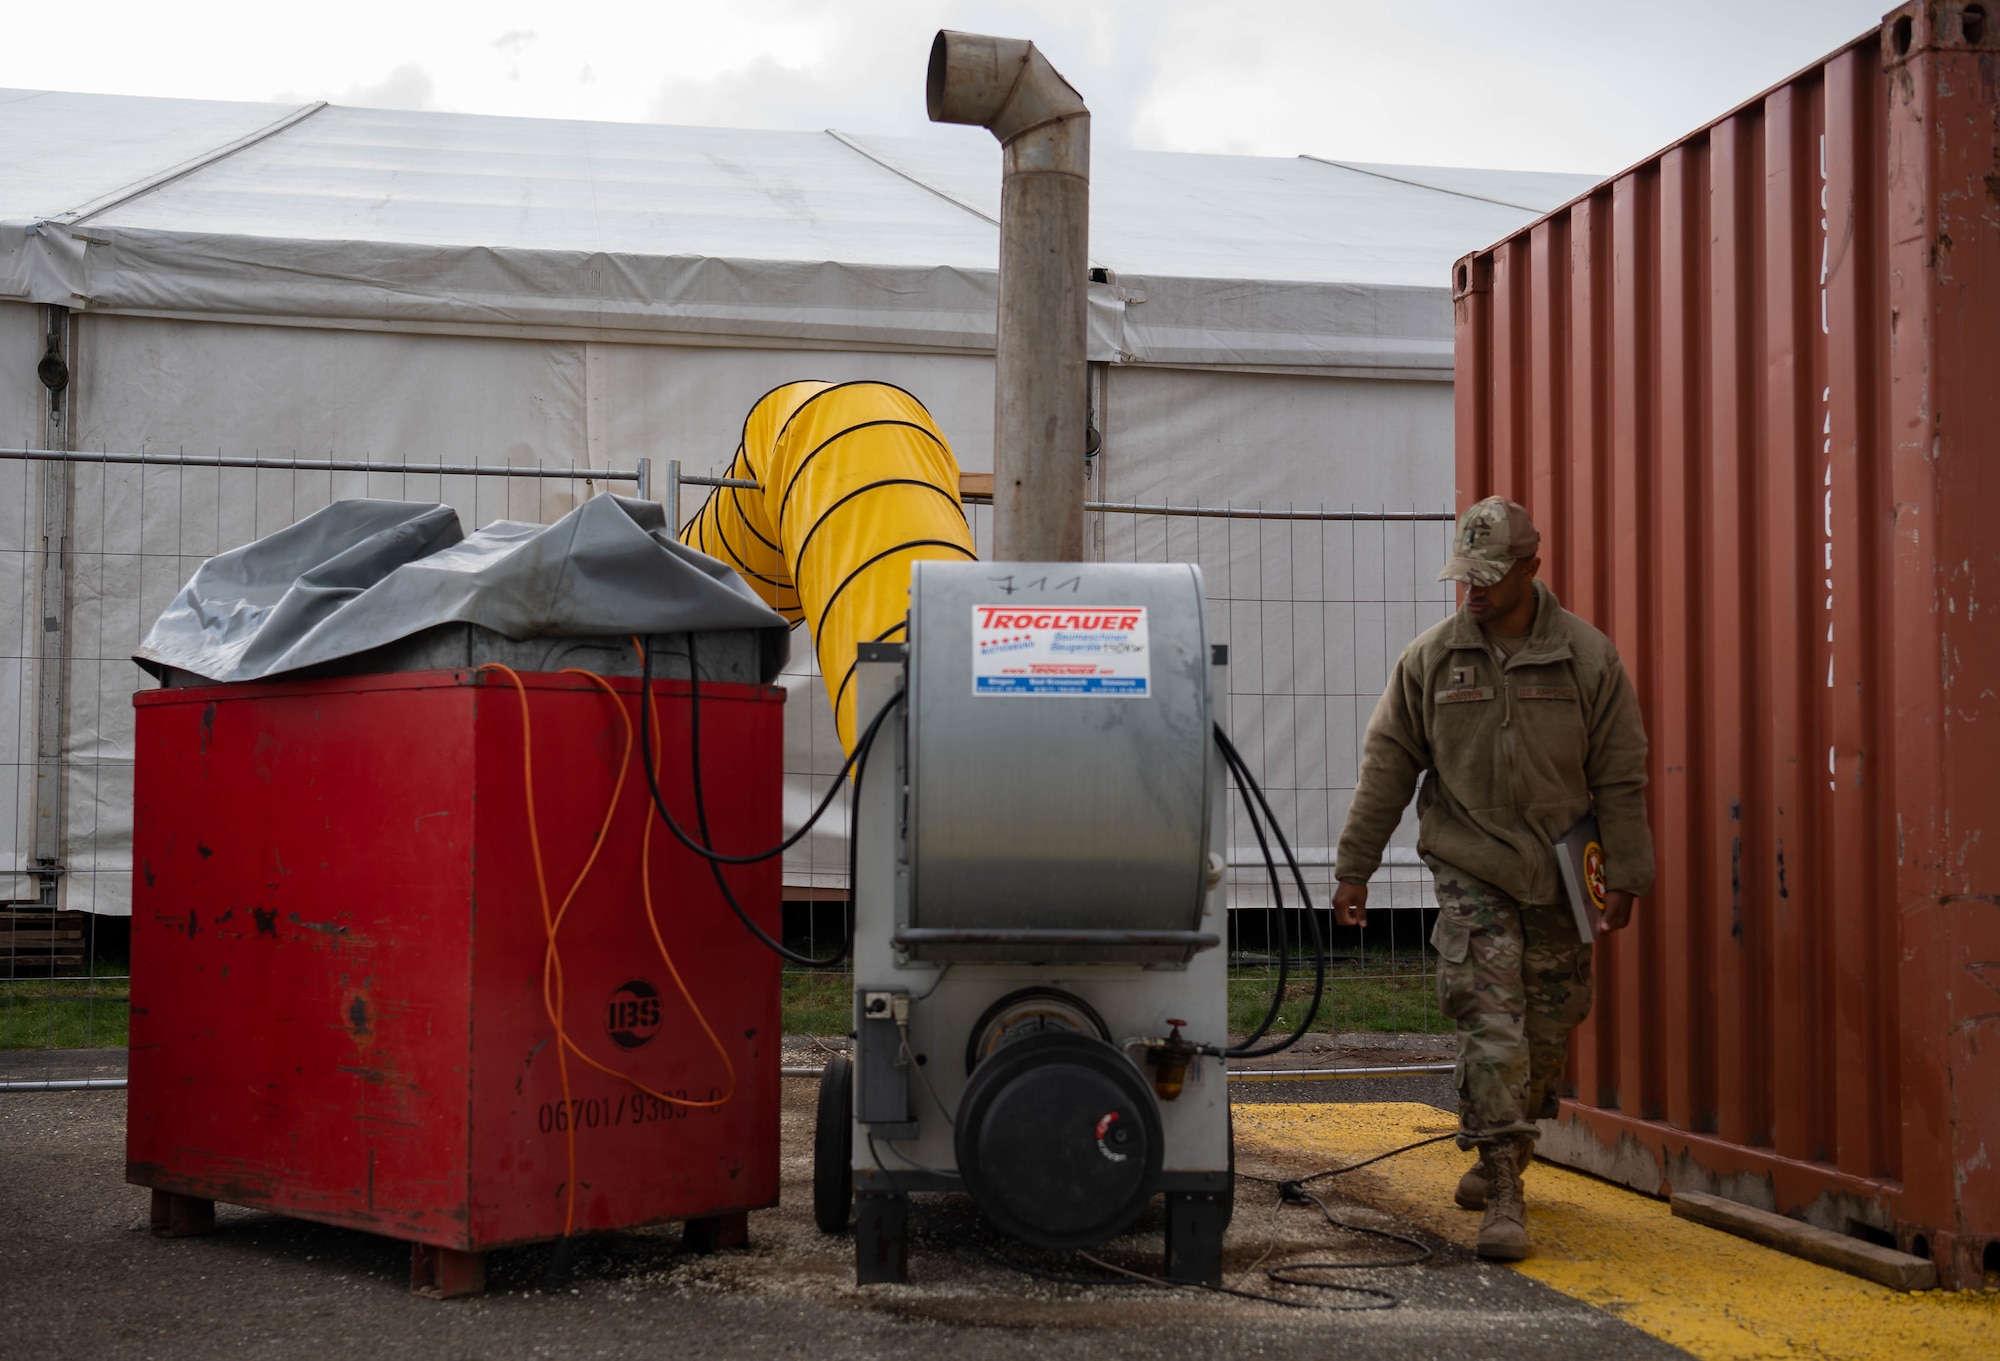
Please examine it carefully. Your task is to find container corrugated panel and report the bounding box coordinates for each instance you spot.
[1451,0,2000,1288]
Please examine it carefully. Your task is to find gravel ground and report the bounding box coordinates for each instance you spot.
[0,1044,1684,1360]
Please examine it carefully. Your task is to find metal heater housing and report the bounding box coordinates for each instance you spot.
[844,560,1231,1283]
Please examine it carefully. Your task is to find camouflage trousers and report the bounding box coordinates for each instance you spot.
[1428,861,1593,1148]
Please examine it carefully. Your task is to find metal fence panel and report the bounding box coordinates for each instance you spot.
[0,449,637,1079]
[1,445,1455,1079]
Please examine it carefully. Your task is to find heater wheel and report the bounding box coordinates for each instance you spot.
[955,1030,1164,1250]
[813,1053,854,1233]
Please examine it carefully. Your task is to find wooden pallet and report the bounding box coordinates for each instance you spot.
[0,910,89,975]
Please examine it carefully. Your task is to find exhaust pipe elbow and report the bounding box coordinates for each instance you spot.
[926,29,1091,563]
[927,30,1089,176]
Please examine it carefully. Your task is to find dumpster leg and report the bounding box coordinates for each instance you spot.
[149,1189,215,1238]
[411,1242,487,1299]
[681,1211,750,1254]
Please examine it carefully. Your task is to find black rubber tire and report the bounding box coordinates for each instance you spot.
[813,1053,854,1234]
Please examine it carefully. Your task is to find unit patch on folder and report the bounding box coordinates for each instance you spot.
[1554,813,1609,944]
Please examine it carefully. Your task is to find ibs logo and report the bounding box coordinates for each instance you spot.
[606,979,662,1049]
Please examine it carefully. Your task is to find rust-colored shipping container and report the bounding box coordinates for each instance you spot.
[1452,1,2000,1288]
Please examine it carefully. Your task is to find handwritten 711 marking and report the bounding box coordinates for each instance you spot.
[986,574,1083,596]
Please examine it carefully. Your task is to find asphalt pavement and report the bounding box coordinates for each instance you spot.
[0,1042,1686,1361]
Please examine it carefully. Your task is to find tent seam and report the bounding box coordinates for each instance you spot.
[1296,155,1551,215]
[822,128,1001,229]
[49,100,330,232]
[822,129,1113,275]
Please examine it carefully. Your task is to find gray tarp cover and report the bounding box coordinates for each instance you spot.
[134,494,791,684]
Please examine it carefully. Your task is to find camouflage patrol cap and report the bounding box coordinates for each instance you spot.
[1439,496,1540,587]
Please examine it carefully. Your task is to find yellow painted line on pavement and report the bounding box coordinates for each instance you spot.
[1232,1102,2000,1360]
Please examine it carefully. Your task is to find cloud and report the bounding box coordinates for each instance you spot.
[341,62,436,111]
[642,4,1170,144]
[492,28,536,82]
[12,0,1897,173]
[1126,0,1885,171]
[650,55,858,131]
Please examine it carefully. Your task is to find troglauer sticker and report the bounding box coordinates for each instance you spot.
[971,604,1151,696]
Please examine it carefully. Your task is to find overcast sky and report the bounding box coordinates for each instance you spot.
[4,0,1890,173]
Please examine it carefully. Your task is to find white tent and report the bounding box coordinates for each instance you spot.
[0,88,1597,912]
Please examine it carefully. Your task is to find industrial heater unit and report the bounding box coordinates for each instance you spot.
[800,31,1335,1286]
[816,560,1237,1284]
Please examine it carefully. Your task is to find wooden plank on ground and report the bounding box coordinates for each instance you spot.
[1670,1190,1938,1291]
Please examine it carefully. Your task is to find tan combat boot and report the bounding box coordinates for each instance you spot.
[1476,1140,1530,1261]
[1454,1135,1532,1211]
[1455,1146,1497,1210]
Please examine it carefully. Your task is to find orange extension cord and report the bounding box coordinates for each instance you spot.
[478,663,738,1239]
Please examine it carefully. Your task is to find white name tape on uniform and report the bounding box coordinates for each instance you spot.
[971,604,1151,697]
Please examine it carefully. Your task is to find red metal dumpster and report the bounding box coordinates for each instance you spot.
[1452,1,2000,1287]
[126,665,784,1295]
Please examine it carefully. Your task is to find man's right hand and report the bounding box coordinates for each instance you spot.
[1332,880,1369,928]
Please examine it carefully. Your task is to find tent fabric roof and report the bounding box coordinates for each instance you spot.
[0,88,1598,374]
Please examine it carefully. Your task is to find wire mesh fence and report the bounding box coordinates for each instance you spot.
[1094,499,1455,1043]
[778,495,1458,1049]
[2,447,1455,1083]
[0,448,649,1084]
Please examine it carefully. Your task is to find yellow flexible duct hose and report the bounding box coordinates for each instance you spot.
[683,381,977,751]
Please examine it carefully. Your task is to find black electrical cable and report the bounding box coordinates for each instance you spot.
[638,633,897,968]
[1239,1133,1461,1191]
[1221,730,1329,1049]
[866,1135,1409,1313]
[1215,726,1325,961]
[686,633,858,968]
[966,1223,1403,1312]
[638,634,894,865]
[1262,1180,1433,1277]
[1215,725,1328,1059]
[1223,758,1292,1055]
[863,1112,1457,1313]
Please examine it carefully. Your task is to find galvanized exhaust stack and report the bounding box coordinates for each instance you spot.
[817,36,1232,1289]
[926,30,1089,563]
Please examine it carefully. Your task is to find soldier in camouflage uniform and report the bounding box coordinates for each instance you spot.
[1330,497,1653,1261]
